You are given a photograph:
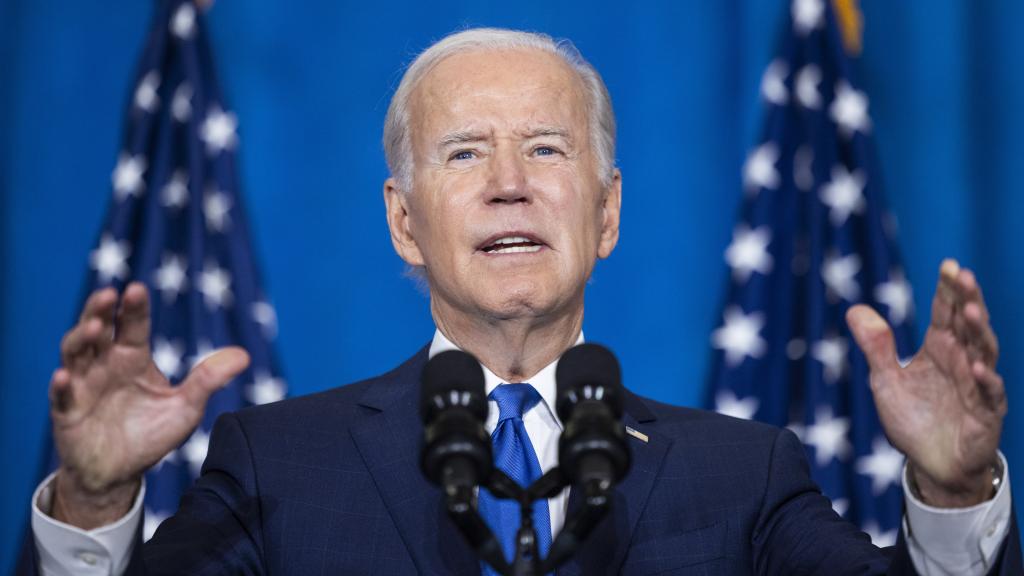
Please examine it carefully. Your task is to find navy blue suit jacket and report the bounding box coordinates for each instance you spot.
[21,346,1023,574]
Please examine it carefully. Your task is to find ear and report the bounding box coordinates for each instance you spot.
[383,177,426,267]
[597,169,622,259]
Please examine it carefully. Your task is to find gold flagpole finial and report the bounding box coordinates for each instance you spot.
[832,0,863,56]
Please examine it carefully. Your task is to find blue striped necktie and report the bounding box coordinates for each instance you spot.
[478,383,552,575]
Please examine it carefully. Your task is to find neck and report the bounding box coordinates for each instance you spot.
[431,299,583,383]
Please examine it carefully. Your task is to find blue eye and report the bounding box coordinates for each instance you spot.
[450,150,475,161]
[534,146,557,156]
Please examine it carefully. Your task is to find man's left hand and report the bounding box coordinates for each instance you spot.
[847,259,1006,508]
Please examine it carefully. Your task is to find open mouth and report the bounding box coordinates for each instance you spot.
[479,235,545,255]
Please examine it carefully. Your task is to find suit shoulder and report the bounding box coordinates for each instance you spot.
[634,393,784,444]
[229,346,427,428]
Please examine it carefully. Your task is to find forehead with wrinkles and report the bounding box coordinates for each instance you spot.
[407,48,592,162]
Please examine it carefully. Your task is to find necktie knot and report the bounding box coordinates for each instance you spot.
[490,383,541,423]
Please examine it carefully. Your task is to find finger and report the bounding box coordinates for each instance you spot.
[179,347,250,410]
[64,289,119,368]
[957,269,990,324]
[964,301,999,365]
[79,288,119,324]
[116,282,152,347]
[929,259,961,330]
[956,269,999,365]
[60,318,104,372]
[846,305,900,377]
[928,330,978,405]
[972,360,1007,415]
[49,368,74,415]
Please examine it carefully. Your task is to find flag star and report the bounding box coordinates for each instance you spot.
[744,142,781,193]
[795,64,822,109]
[251,301,278,339]
[820,165,866,226]
[712,306,768,367]
[812,335,849,384]
[204,188,232,232]
[112,153,147,200]
[725,224,774,282]
[134,71,160,113]
[154,253,188,303]
[90,234,132,284]
[143,508,170,542]
[246,371,287,405]
[172,82,193,122]
[200,108,238,155]
[714,390,759,420]
[761,59,789,105]
[152,337,184,379]
[198,261,233,309]
[862,521,898,548]
[875,272,913,325]
[805,406,852,466]
[182,429,209,476]
[792,0,825,35]
[856,436,905,495]
[161,170,189,209]
[823,252,862,302]
[830,81,872,137]
[170,1,196,40]
[831,498,849,517]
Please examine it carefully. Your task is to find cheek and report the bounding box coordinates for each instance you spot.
[417,184,479,268]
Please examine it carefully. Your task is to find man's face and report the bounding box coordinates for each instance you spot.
[385,48,621,323]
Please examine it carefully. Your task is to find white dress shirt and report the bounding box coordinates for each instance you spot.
[428,328,582,538]
[31,328,1013,575]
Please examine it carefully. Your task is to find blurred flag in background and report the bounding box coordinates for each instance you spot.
[707,0,914,546]
[77,0,285,539]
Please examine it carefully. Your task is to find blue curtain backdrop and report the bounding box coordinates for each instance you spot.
[2,0,1021,569]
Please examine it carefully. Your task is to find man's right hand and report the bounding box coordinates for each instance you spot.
[48,281,249,529]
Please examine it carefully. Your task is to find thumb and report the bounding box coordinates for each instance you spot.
[846,305,900,377]
[179,347,251,409]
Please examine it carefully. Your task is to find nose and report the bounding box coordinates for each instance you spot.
[485,146,531,205]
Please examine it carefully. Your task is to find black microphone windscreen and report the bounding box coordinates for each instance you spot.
[420,349,487,420]
[556,343,621,394]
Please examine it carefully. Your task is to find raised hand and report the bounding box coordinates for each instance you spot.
[49,281,249,528]
[847,259,1005,507]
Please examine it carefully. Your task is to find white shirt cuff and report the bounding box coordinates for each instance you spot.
[30,471,144,576]
[903,452,1012,576]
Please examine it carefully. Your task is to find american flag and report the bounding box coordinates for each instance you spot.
[82,0,285,540]
[706,0,914,547]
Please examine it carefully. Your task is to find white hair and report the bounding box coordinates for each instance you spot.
[383,27,617,193]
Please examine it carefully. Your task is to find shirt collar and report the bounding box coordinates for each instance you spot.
[428,328,585,421]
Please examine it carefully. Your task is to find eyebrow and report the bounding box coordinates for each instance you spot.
[520,126,572,141]
[438,130,489,148]
[435,126,574,150]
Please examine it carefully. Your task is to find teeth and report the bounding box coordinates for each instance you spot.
[491,245,543,254]
[493,236,533,245]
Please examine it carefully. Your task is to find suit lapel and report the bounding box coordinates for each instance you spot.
[349,346,481,575]
[557,392,672,576]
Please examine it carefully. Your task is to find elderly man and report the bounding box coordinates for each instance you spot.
[24,28,1018,575]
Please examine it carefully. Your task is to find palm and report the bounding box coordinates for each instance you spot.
[51,283,249,492]
[848,260,1005,499]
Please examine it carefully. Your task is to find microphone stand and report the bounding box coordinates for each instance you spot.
[443,466,613,576]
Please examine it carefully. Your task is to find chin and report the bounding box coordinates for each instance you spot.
[478,279,579,321]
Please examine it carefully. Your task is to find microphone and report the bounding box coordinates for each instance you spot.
[555,344,630,492]
[420,350,492,498]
